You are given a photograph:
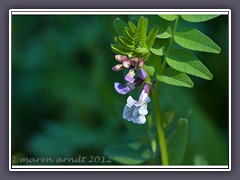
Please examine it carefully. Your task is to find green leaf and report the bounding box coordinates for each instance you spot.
[114,37,133,49]
[135,16,148,48]
[157,67,194,88]
[159,15,177,21]
[167,118,188,165]
[174,28,221,53]
[123,27,134,40]
[142,64,155,76]
[160,87,228,165]
[125,27,135,39]
[111,44,132,55]
[147,15,172,39]
[146,25,159,49]
[150,38,168,57]
[128,21,137,33]
[113,18,128,36]
[118,36,134,48]
[166,49,213,80]
[150,47,163,56]
[136,47,149,54]
[145,53,162,73]
[156,27,172,39]
[162,111,176,130]
[181,15,220,22]
[104,142,151,165]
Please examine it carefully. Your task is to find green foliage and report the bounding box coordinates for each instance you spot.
[157,67,194,88]
[111,16,159,59]
[148,15,172,39]
[166,118,188,165]
[146,53,162,73]
[159,85,228,165]
[181,15,219,22]
[142,64,155,76]
[112,15,221,88]
[12,15,132,165]
[146,25,159,49]
[104,142,152,164]
[159,15,177,21]
[165,49,213,80]
[27,122,110,158]
[109,14,226,166]
[150,47,163,56]
[174,28,221,53]
[12,14,227,167]
[113,18,128,36]
[129,15,172,39]
[135,16,148,49]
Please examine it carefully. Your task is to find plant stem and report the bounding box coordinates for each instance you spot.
[151,16,180,165]
[152,88,169,165]
[147,115,157,159]
[159,15,180,74]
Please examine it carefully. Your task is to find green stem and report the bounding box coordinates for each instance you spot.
[152,88,169,165]
[159,15,180,74]
[150,16,180,165]
[147,115,157,159]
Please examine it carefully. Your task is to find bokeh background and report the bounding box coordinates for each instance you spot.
[11,15,229,165]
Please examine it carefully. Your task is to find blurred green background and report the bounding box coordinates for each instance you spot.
[12,15,229,165]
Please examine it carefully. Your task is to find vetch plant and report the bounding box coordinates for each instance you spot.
[104,15,221,165]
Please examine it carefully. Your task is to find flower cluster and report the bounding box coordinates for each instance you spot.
[112,55,151,124]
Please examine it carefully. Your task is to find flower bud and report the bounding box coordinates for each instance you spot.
[132,57,140,66]
[122,60,131,69]
[138,59,144,67]
[112,64,123,71]
[115,55,128,63]
[143,83,151,95]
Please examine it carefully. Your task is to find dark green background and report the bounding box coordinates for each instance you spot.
[11,15,228,165]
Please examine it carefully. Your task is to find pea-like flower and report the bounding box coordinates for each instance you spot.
[122,83,151,124]
[112,54,151,124]
[114,68,147,95]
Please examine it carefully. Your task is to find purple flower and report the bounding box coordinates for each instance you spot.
[112,64,123,71]
[112,55,151,123]
[114,77,144,95]
[124,66,136,82]
[114,68,147,95]
[122,83,151,124]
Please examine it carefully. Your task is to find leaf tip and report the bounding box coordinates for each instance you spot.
[216,46,221,54]
[179,118,188,127]
[190,82,194,88]
[207,73,213,80]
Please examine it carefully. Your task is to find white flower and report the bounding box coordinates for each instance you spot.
[123,94,151,124]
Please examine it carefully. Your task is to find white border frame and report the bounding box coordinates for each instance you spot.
[9,9,231,171]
